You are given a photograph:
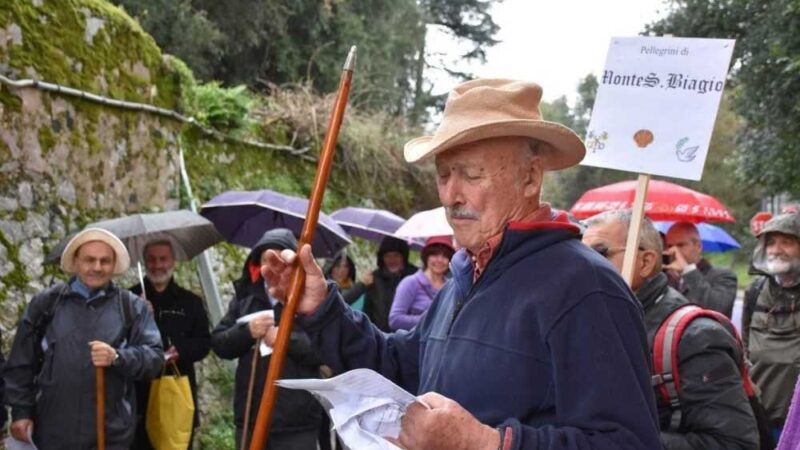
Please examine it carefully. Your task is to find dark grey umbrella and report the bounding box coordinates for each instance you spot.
[45,210,223,265]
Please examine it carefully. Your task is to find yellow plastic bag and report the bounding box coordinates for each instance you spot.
[146,362,195,450]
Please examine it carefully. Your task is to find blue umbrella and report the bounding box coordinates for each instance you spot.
[654,221,741,253]
[201,189,352,258]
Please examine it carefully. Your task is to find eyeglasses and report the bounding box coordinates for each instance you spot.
[591,244,644,259]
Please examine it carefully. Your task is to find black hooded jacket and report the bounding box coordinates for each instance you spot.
[362,237,417,332]
[211,229,324,432]
[638,272,758,450]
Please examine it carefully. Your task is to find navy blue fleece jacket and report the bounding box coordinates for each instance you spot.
[299,220,661,449]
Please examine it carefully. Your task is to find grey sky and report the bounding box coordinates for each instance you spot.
[427,0,669,104]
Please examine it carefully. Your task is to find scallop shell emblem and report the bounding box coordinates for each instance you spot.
[633,129,654,148]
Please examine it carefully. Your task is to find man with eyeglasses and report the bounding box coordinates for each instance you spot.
[582,210,758,450]
[3,228,162,449]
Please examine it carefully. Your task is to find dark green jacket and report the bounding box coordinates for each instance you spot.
[744,276,800,426]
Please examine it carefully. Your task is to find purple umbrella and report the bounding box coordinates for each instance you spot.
[200,189,351,257]
[329,207,406,243]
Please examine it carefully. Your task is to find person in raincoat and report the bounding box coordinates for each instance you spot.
[362,237,417,332]
[743,213,800,441]
[211,228,325,450]
[583,210,758,450]
[3,228,163,449]
[389,236,454,331]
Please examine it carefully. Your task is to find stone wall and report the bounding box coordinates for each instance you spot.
[0,0,188,336]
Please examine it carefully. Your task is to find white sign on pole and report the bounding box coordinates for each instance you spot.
[582,36,735,181]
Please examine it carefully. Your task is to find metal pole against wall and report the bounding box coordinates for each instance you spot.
[178,143,225,326]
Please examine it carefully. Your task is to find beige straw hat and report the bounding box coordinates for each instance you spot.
[404,79,586,170]
[60,227,130,274]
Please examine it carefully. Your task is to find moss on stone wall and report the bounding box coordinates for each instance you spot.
[0,230,28,303]
[0,0,185,335]
[0,0,177,108]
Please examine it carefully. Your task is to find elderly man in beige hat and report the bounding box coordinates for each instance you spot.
[3,228,163,450]
[262,79,660,449]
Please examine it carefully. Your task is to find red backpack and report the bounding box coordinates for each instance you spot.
[651,304,775,449]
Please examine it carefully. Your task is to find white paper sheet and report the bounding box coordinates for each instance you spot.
[235,310,274,356]
[277,368,428,450]
[4,428,38,450]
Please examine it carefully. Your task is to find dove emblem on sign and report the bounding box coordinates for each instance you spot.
[675,137,698,162]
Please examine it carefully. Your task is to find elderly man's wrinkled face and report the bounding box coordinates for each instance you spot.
[75,241,116,289]
[765,232,800,275]
[435,137,542,253]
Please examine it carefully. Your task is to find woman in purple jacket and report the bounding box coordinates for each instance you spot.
[389,236,455,330]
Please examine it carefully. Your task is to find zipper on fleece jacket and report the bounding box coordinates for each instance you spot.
[447,233,508,334]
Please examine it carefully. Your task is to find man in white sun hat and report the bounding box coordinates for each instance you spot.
[3,227,163,449]
[262,79,660,449]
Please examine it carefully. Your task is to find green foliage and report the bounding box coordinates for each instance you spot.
[108,0,501,123]
[112,0,225,81]
[0,0,179,108]
[193,83,254,131]
[182,83,437,217]
[0,230,29,305]
[164,56,199,114]
[647,0,800,197]
[195,410,235,450]
[410,0,501,124]
[420,0,500,70]
[706,252,753,289]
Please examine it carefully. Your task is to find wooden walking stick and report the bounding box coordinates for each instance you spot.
[240,338,262,450]
[96,366,105,450]
[248,45,357,450]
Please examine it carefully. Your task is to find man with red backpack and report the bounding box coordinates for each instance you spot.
[583,210,763,450]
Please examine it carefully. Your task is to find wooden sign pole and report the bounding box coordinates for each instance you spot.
[621,173,650,285]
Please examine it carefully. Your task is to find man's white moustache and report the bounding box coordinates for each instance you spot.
[446,207,479,219]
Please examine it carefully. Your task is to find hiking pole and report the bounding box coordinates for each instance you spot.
[96,366,106,450]
[240,338,262,450]
[248,45,356,450]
